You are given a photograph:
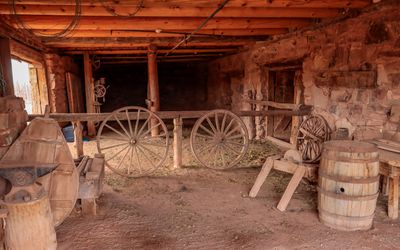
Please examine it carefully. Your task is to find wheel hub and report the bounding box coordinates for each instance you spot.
[129,138,137,145]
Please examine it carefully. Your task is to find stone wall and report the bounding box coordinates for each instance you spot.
[207,1,400,140]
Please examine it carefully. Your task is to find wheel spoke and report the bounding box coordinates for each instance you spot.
[220,146,226,168]
[226,133,244,140]
[201,144,219,163]
[137,145,157,170]
[137,115,152,138]
[140,141,167,148]
[128,146,134,175]
[134,109,141,136]
[137,144,162,160]
[126,109,134,137]
[139,121,162,138]
[100,142,129,151]
[220,113,227,133]
[197,142,216,155]
[114,114,131,138]
[214,113,220,132]
[133,146,143,174]
[223,118,235,134]
[115,146,131,170]
[206,117,218,134]
[99,135,129,141]
[213,146,219,168]
[225,125,241,138]
[199,124,215,137]
[222,143,242,156]
[104,123,128,139]
[195,133,214,140]
[107,144,130,161]
[224,139,245,147]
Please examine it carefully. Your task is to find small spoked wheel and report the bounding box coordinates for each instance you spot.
[97,106,169,177]
[296,114,329,163]
[190,109,249,169]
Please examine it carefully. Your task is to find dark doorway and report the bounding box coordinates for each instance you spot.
[267,70,296,141]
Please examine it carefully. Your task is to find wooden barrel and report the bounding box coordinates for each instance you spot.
[318,140,379,231]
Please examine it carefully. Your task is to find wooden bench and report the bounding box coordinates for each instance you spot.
[379,149,400,219]
[249,155,318,211]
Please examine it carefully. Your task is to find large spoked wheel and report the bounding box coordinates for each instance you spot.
[190,109,249,169]
[97,106,169,177]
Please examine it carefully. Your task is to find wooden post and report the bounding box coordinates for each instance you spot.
[83,52,96,136]
[276,165,306,211]
[147,44,160,136]
[173,117,183,169]
[388,176,399,219]
[73,121,84,158]
[0,37,15,96]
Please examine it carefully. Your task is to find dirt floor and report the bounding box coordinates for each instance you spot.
[59,130,400,250]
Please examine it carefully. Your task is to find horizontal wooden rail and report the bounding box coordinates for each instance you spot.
[28,108,312,122]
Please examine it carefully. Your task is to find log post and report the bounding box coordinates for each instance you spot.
[147,44,160,136]
[173,117,183,169]
[0,37,14,96]
[73,121,84,158]
[83,52,96,136]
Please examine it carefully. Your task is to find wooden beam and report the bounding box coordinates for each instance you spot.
[31,28,288,38]
[12,16,312,30]
[63,48,239,55]
[27,109,312,122]
[0,0,371,8]
[10,39,44,66]
[147,44,160,136]
[0,37,14,96]
[0,16,45,51]
[83,52,96,136]
[0,5,341,18]
[44,41,251,49]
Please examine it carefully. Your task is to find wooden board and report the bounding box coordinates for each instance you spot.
[0,117,79,227]
[66,72,85,113]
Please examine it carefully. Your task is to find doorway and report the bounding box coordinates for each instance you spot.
[267,70,296,142]
[11,59,46,114]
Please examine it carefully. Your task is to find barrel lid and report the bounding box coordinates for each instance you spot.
[323,140,377,153]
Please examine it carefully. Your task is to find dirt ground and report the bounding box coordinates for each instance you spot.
[59,130,400,250]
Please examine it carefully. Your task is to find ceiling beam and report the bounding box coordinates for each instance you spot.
[31,28,288,37]
[62,48,240,55]
[0,5,342,18]
[0,0,371,8]
[10,16,313,30]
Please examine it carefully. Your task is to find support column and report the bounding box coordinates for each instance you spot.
[173,117,183,169]
[83,52,96,136]
[147,44,160,136]
[0,37,15,96]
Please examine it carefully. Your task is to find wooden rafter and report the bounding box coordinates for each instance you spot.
[0,0,372,56]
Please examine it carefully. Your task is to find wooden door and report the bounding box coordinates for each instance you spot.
[66,72,85,113]
[268,71,295,141]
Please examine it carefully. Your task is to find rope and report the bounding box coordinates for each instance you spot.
[99,0,144,18]
[9,0,82,40]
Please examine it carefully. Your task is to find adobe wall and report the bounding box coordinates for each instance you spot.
[207,1,400,140]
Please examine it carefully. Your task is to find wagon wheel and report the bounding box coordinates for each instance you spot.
[296,115,329,163]
[94,84,106,98]
[190,109,249,169]
[97,106,169,177]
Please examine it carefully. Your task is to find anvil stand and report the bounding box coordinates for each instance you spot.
[0,163,58,250]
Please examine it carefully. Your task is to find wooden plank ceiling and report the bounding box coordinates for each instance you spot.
[0,0,372,63]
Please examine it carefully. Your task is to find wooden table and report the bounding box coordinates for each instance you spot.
[378,149,400,219]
